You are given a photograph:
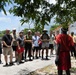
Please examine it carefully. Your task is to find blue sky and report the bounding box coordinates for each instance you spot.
[0,0,56,32]
[0,10,35,32]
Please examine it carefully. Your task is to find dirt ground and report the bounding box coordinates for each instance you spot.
[30,57,76,75]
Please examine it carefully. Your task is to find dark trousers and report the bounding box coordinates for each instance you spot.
[58,70,70,75]
[25,43,32,59]
[22,53,24,60]
[71,47,76,57]
[33,47,39,57]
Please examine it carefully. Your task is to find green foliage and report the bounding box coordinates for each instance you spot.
[0,0,12,15]
[34,23,43,33]
[9,0,76,29]
[23,28,34,35]
[9,0,53,27]
[50,24,60,31]
[54,0,76,28]
[0,30,6,37]
[1,0,76,30]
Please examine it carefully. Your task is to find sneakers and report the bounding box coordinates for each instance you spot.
[17,61,24,65]
[29,59,33,61]
[19,61,24,64]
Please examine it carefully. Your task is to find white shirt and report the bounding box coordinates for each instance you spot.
[32,36,40,47]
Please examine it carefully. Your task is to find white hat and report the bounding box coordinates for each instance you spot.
[28,30,31,32]
[13,28,16,30]
[6,29,10,31]
[43,29,47,32]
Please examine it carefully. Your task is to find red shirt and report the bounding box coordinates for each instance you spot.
[56,34,74,70]
[56,34,74,52]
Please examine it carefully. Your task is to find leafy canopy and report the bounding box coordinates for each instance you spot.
[1,0,76,29]
[0,0,12,14]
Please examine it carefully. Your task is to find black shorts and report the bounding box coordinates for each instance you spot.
[12,46,17,51]
[33,47,39,52]
[39,44,42,50]
[49,44,54,49]
[0,48,2,54]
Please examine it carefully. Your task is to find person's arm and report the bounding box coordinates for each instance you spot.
[11,36,13,46]
[56,44,60,56]
[17,40,20,50]
[47,35,50,42]
[2,41,10,47]
[55,35,60,66]
[55,44,60,66]
[24,35,32,43]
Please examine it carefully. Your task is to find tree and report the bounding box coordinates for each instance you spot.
[9,0,54,28]
[34,23,43,33]
[50,24,60,31]
[8,0,76,29]
[53,0,76,28]
[0,0,12,14]
[1,0,76,29]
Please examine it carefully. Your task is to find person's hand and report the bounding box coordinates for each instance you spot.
[18,46,20,50]
[7,45,11,48]
[55,55,59,66]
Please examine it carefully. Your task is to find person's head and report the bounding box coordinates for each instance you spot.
[43,29,47,34]
[12,28,16,34]
[56,31,59,35]
[50,31,53,36]
[34,32,37,36]
[61,28,68,34]
[71,32,74,36]
[6,29,10,35]
[27,30,32,35]
[37,31,40,36]
[19,31,23,37]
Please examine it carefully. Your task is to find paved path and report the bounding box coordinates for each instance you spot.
[0,50,56,75]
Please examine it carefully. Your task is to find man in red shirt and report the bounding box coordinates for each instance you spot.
[55,28,74,75]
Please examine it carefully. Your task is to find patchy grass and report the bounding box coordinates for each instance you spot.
[29,64,57,75]
[71,67,76,73]
[29,57,76,75]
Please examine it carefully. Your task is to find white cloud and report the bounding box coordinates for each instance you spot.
[0,17,11,23]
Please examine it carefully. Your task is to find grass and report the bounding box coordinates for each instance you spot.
[29,64,57,75]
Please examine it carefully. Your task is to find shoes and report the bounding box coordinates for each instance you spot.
[25,59,27,62]
[0,60,2,64]
[29,59,33,61]
[19,61,24,64]
[13,60,17,63]
[9,62,14,66]
[42,56,43,59]
[3,63,8,67]
[15,60,17,62]
[46,57,49,60]
[33,56,34,59]
[36,56,39,59]
[17,62,19,65]
[17,61,24,65]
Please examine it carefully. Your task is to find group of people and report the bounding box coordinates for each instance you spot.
[0,27,76,75]
[0,28,55,66]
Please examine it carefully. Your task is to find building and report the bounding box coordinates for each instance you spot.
[69,22,76,35]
